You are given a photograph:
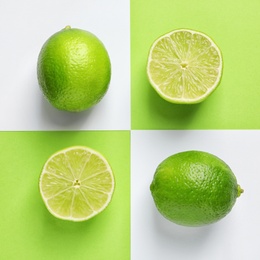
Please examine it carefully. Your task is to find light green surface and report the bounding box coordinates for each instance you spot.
[0,131,130,260]
[131,0,260,129]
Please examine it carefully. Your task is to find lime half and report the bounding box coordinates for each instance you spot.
[147,29,223,104]
[39,146,115,222]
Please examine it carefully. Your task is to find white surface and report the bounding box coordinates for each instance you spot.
[131,130,259,260]
[0,0,130,130]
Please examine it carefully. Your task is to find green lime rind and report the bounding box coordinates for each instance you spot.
[150,150,242,227]
[37,27,111,112]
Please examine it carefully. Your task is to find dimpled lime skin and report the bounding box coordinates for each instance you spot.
[37,26,111,112]
[150,151,243,227]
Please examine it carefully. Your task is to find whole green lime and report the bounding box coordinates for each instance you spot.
[150,151,243,227]
[37,26,111,112]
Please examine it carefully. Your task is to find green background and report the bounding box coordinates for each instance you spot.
[131,0,260,129]
[0,131,130,260]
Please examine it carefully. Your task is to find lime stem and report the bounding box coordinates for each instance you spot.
[237,185,244,197]
[65,25,71,30]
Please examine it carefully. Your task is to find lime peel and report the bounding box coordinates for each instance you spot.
[150,150,242,227]
[37,26,111,112]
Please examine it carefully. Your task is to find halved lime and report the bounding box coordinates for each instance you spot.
[39,146,115,222]
[147,29,223,104]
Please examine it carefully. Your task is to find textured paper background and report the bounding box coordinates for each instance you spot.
[0,0,130,130]
[131,130,259,260]
[131,0,260,129]
[0,131,130,259]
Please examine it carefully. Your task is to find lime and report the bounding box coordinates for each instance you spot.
[147,29,223,104]
[37,26,111,112]
[39,146,115,221]
[150,151,243,226]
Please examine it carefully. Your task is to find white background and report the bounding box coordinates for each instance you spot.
[0,0,130,130]
[131,130,260,260]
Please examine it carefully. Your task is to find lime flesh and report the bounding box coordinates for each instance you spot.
[39,146,115,221]
[147,29,223,104]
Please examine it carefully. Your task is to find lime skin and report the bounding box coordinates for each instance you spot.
[150,151,243,227]
[37,26,111,112]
